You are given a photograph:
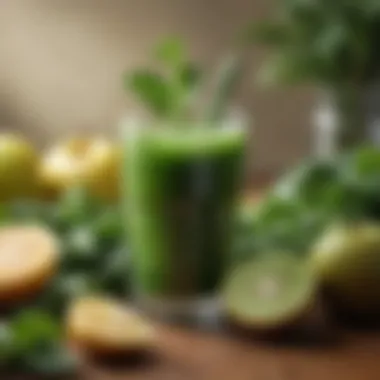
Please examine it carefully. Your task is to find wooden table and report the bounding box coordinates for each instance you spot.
[7,179,380,379]
[6,323,380,380]
[58,325,379,380]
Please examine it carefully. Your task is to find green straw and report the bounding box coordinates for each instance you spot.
[206,52,245,123]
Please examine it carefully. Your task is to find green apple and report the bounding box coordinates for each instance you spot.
[312,223,380,316]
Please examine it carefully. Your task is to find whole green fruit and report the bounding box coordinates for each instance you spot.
[312,223,380,316]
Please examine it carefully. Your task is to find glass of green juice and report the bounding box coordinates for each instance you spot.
[123,116,247,323]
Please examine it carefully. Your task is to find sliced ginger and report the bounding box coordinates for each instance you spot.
[66,297,156,357]
[0,225,59,305]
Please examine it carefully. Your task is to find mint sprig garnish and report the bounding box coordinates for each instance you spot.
[125,36,245,123]
[124,37,202,120]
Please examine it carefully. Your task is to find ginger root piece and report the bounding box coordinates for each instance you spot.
[0,225,59,305]
[66,297,156,358]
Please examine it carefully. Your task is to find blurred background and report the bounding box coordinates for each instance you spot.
[3,4,380,377]
[0,0,314,179]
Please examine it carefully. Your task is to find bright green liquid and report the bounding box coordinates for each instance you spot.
[124,126,246,298]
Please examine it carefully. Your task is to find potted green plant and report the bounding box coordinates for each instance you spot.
[247,0,380,153]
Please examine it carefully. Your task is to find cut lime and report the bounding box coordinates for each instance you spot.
[222,254,317,330]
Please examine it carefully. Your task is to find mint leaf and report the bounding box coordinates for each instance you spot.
[125,38,204,120]
[11,310,60,353]
[179,64,202,89]
[126,70,172,117]
[155,37,185,67]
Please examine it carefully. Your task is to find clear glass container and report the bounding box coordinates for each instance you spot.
[121,115,248,326]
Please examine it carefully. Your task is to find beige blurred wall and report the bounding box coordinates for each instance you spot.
[0,0,314,176]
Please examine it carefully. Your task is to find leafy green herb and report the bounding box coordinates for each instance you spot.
[2,186,129,316]
[246,0,380,85]
[125,37,246,124]
[64,225,99,264]
[234,146,380,263]
[11,310,60,351]
[1,310,77,376]
[125,37,202,121]
[0,322,14,367]
[22,343,78,376]
[54,186,101,229]
[272,158,339,205]
[154,36,185,66]
[128,71,173,117]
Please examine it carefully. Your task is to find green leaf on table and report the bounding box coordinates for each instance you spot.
[37,273,98,314]
[23,344,78,376]
[58,273,98,297]
[341,147,380,188]
[273,159,338,205]
[6,310,78,376]
[93,206,122,241]
[337,147,380,220]
[101,246,130,295]
[54,186,100,230]
[0,322,14,366]
[11,310,60,353]
[251,196,329,256]
[63,225,99,265]
[125,70,173,117]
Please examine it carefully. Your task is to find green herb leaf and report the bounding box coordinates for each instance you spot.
[23,344,78,376]
[340,147,380,189]
[126,70,173,117]
[124,37,207,121]
[155,37,185,67]
[101,246,130,295]
[11,310,60,353]
[178,63,202,89]
[251,0,380,84]
[0,322,14,366]
[54,186,100,230]
[63,225,99,265]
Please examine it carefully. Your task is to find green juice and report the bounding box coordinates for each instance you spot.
[124,124,246,302]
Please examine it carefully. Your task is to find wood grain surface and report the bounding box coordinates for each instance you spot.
[6,325,380,380]
[70,326,380,380]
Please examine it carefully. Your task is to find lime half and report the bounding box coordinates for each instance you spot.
[222,255,317,330]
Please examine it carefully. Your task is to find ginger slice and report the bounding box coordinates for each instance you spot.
[66,297,156,357]
[0,225,59,304]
